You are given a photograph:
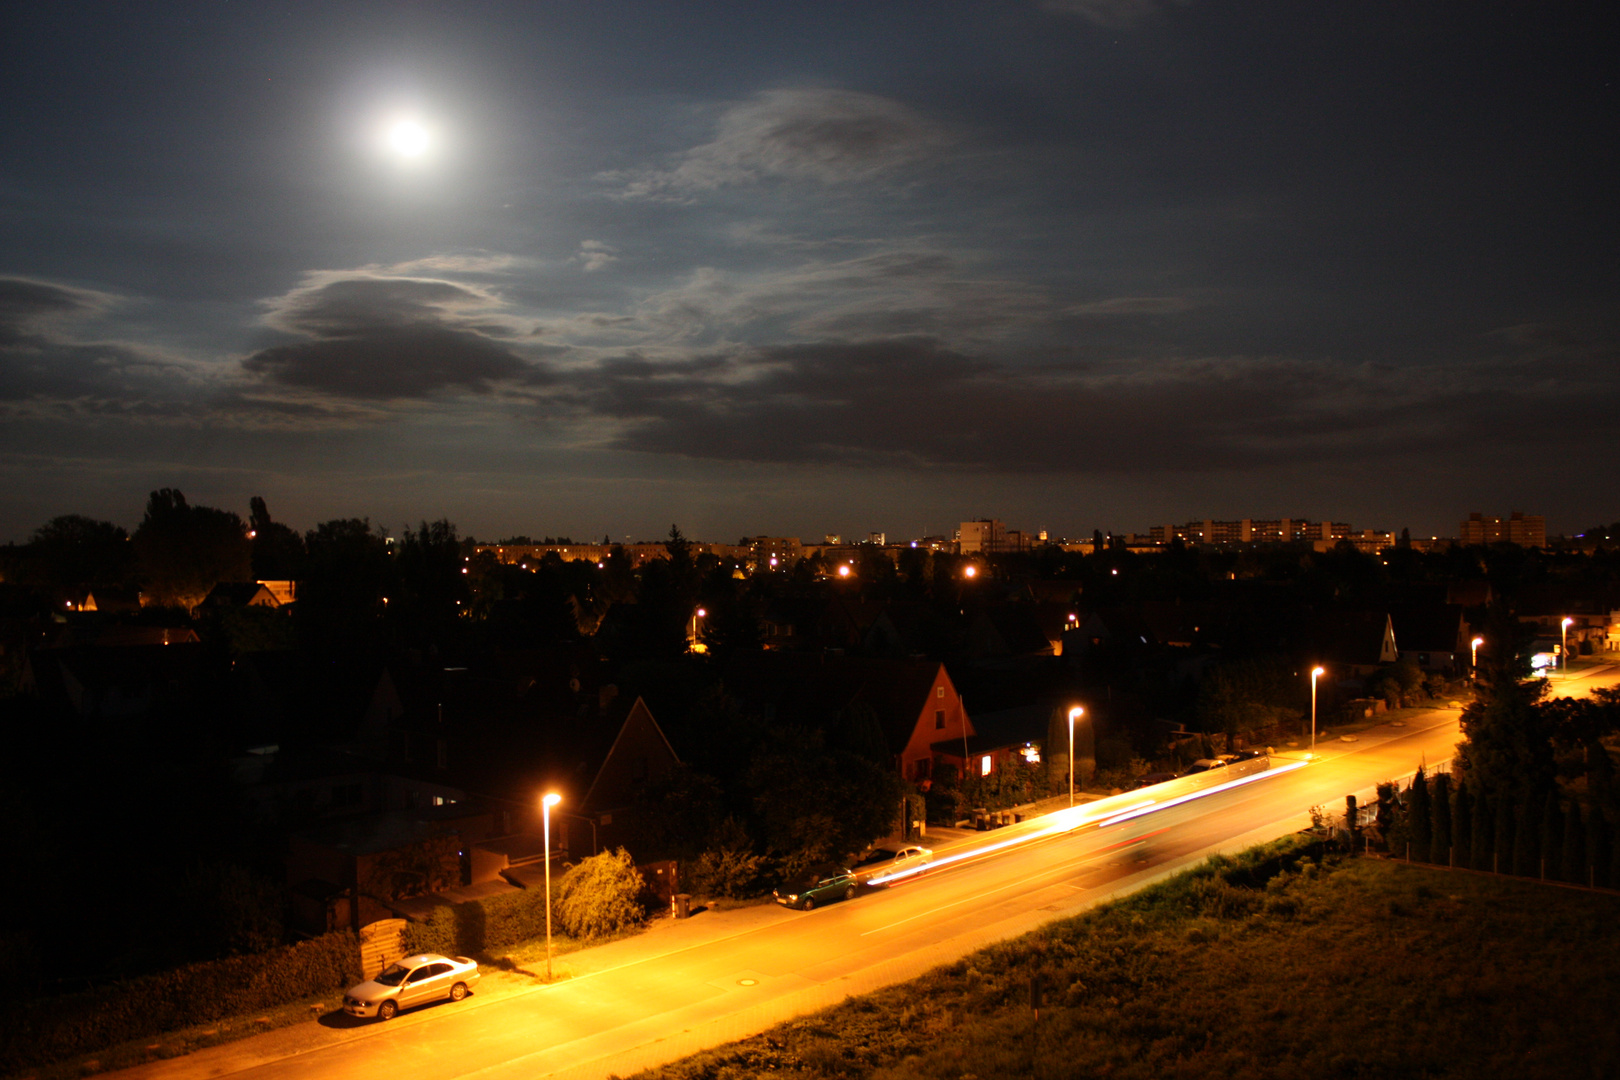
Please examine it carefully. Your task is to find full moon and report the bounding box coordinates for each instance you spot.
[383,116,432,161]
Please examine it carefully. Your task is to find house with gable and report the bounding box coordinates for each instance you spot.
[849,658,973,784]
[716,652,977,785]
[1388,603,1468,675]
[1304,610,1399,678]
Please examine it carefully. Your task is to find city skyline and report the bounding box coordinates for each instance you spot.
[2,3,1616,543]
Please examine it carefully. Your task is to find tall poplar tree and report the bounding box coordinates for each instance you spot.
[1430,772,1452,865]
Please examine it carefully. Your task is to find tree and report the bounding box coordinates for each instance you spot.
[1542,688,1620,818]
[132,489,251,608]
[1538,790,1562,880]
[1468,789,1490,872]
[27,514,133,589]
[1406,764,1430,862]
[1452,782,1473,870]
[1429,772,1451,864]
[1493,796,1514,875]
[1511,792,1540,878]
[746,727,903,876]
[1196,656,1299,746]
[247,496,305,580]
[1560,801,1586,885]
[554,848,646,939]
[1457,605,1554,804]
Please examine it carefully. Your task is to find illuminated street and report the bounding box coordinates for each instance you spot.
[101,663,1619,1080]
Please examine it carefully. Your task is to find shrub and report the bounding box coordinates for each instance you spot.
[1,930,359,1070]
[685,847,768,899]
[555,848,647,939]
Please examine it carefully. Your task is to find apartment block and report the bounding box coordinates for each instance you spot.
[1460,512,1546,549]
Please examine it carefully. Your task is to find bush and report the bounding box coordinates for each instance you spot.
[1,930,359,1070]
[685,847,768,899]
[556,848,647,939]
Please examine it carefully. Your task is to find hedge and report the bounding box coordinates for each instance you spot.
[402,884,551,957]
[2,929,359,1070]
[402,852,647,956]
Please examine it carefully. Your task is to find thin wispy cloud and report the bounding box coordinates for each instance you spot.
[606,88,956,200]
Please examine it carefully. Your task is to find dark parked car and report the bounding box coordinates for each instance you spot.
[1129,771,1179,790]
[772,865,857,910]
[1181,758,1228,776]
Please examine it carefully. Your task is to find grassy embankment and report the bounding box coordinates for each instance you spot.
[630,838,1620,1080]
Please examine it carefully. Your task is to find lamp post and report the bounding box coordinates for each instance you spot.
[1471,636,1483,678]
[1067,706,1084,807]
[689,607,707,652]
[1309,667,1325,755]
[1561,617,1573,671]
[541,792,561,981]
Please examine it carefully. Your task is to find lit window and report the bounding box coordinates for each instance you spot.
[980,755,993,776]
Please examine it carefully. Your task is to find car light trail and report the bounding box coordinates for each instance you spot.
[867,759,1310,885]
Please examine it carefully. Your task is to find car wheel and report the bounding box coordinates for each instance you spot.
[450,982,468,1002]
[802,897,816,910]
[378,1000,398,1021]
[843,885,856,901]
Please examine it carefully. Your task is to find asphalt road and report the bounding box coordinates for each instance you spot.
[110,662,1618,1080]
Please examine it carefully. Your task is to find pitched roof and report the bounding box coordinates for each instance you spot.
[1388,603,1465,654]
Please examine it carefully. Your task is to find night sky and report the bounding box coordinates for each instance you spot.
[2,2,1615,543]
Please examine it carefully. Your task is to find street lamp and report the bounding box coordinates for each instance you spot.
[541,792,561,981]
[1067,706,1084,807]
[1309,667,1325,755]
[1561,617,1574,671]
[1471,636,1483,678]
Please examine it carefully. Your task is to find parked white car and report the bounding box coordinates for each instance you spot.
[344,953,481,1020]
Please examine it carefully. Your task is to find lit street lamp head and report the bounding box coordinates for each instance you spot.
[543,792,561,809]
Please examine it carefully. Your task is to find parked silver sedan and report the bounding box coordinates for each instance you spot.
[344,953,481,1020]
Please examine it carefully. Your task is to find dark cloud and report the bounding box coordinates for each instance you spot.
[0,277,109,347]
[0,277,204,410]
[555,333,1620,476]
[243,272,550,400]
[263,276,500,337]
[242,325,538,399]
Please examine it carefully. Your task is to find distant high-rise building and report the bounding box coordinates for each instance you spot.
[1149,518,1350,546]
[957,519,1034,554]
[1460,512,1545,548]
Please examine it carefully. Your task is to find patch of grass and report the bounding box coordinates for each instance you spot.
[628,836,1620,1080]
